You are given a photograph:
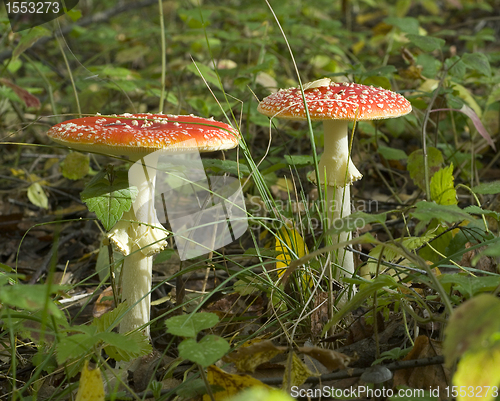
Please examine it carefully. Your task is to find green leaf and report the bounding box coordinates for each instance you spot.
[471,181,500,195]
[165,312,219,338]
[186,62,220,88]
[0,263,13,273]
[202,159,250,175]
[56,333,96,364]
[65,8,82,22]
[81,169,137,231]
[61,152,89,180]
[419,222,454,263]
[178,335,230,367]
[91,303,128,333]
[430,164,457,205]
[407,147,443,191]
[154,248,177,264]
[368,234,434,264]
[100,331,152,362]
[284,155,315,167]
[443,294,500,366]
[27,182,48,209]
[410,201,471,225]
[384,17,419,35]
[462,52,491,76]
[464,205,500,221]
[0,283,63,317]
[439,274,500,299]
[377,146,407,160]
[406,34,445,52]
[13,26,51,61]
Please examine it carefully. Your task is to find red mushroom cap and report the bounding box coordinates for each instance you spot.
[257,81,412,121]
[47,113,239,157]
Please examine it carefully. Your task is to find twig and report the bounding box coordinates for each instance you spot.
[260,355,445,385]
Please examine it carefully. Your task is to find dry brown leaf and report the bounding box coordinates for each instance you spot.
[0,78,40,108]
[393,335,450,400]
[298,346,350,371]
[92,287,115,318]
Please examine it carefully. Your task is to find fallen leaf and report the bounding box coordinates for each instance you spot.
[75,360,105,401]
[297,346,350,371]
[282,352,315,390]
[224,340,283,373]
[393,336,449,400]
[204,365,272,401]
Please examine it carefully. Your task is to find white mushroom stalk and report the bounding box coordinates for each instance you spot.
[109,153,167,336]
[257,78,412,284]
[308,119,362,279]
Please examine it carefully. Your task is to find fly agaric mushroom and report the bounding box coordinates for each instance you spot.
[258,78,411,279]
[47,113,240,336]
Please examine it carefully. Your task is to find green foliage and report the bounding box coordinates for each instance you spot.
[471,181,500,195]
[410,202,471,226]
[429,164,457,205]
[80,168,138,231]
[444,294,500,394]
[322,275,400,335]
[0,281,64,318]
[55,305,151,365]
[377,146,407,161]
[3,0,500,398]
[373,347,412,365]
[406,34,446,52]
[407,147,443,191]
[61,152,90,180]
[165,312,230,367]
[439,274,500,300]
[178,335,230,367]
[165,312,219,338]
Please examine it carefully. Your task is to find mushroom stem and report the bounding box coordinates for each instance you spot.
[311,120,361,278]
[317,120,361,188]
[326,184,355,277]
[119,232,153,336]
[110,155,167,337]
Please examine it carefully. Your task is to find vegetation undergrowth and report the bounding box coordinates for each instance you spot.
[1,0,500,400]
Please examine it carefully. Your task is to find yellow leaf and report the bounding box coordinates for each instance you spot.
[223,387,295,401]
[282,352,315,390]
[352,40,365,55]
[275,228,312,288]
[224,340,284,373]
[275,228,308,273]
[203,365,272,401]
[10,168,25,178]
[454,348,500,401]
[75,360,105,401]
